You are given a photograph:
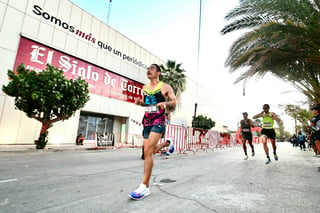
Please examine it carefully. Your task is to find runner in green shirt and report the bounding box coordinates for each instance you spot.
[253,104,280,164]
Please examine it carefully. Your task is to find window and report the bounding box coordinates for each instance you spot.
[77,112,114,140]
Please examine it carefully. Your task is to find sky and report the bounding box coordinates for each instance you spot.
[70,0,308,132]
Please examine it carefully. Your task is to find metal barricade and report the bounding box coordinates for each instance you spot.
[95,132,115,149]
[205,130,221,151]
[160,124,189,155]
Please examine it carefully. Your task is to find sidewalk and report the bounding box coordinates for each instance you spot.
[0,142,143,152]
[0,143,94,152]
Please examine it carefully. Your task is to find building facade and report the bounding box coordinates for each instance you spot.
[0,0,222,145]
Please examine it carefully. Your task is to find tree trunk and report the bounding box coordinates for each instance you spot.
[35,122,49,149]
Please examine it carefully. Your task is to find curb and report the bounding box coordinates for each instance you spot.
[0,144,93,152]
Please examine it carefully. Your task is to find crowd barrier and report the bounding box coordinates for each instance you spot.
[96,132,114,147]
[253,136,260,144]
[160,124,189,155]
[205,130,221,150]
[90,125,264,154]
[184,127,209,153]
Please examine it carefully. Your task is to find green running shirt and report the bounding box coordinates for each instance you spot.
[262,112,274,129]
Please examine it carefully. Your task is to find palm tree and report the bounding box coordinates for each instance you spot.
[159,60,187,107]
[221,0,320,103]
[279,104,314,130]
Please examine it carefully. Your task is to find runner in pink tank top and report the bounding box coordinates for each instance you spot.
[129,64,176,200]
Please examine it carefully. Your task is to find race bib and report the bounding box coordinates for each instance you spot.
[145,106,158,113]
[263,122,272,127]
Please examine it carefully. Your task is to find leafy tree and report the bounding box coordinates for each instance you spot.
[191,115,215,138]
[160,60,187,107]
[276,119,285,141]
[221,0,320,103]
[192,115,215,130]
[279,104,313,133]
[2,64,90,149]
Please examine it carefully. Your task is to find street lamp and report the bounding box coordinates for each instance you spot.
[194,103,198,118]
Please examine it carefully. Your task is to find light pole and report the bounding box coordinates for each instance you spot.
[194,0,202,124]
[107,0,112,25]
[197,0,203,74]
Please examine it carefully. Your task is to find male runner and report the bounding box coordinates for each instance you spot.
[240,112,255,160]
[129,64,176,200]
[253,104,280,164]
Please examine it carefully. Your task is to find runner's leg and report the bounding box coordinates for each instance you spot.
[143,132,162,187]
[262,134,271,164]
[261,135,269,156]
[271,138,279,160]
[315,140,320,155]
[242,138,247,156]
[153,141,170,154]
[271,139,277,154]
[248,136,254,155]
[141,146,144,159]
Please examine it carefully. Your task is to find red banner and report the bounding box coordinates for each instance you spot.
[13,37,144,103]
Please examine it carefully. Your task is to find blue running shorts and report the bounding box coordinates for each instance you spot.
[143,125,166,139]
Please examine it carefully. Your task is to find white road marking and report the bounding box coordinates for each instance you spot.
[0,199,9,206]
[153,182,164,186]
[0,178,18,183]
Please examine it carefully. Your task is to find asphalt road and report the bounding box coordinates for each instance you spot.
[0,142,319,213]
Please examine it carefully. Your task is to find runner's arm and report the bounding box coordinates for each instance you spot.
[166,84,176,108]
[249,119,255,128]
[252,112,263,119]
[158,83,176,109]
[272,112,281,122]
[135,86,146,106]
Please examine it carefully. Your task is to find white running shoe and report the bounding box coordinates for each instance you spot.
[128,183,150,200]
[244,155,249,160]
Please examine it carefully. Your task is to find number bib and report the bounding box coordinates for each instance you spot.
[242,128,250,132]
[145,105,159,113]
[263,122,272,127]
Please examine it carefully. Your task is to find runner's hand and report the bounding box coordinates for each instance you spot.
[157,102,167,110]
[135,98,144,106]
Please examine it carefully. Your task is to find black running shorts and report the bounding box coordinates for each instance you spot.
[242,132,253,142]
[261,128,276,140]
